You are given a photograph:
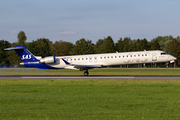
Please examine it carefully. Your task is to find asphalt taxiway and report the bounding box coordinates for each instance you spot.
[0,75,180,80]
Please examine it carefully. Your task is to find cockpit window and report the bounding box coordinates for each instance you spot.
[161,53,168,55]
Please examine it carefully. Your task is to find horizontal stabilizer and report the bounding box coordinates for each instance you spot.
[4,46,25,50]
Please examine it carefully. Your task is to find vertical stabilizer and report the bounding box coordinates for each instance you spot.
[5,45,39,62]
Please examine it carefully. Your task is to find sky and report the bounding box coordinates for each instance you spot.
[0,0,180,44]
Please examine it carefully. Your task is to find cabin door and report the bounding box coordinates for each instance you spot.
[152,53,157,61]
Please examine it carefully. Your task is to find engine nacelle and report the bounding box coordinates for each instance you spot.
[39,56,56,64]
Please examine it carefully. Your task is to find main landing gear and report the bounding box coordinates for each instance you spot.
[84,69,89,76]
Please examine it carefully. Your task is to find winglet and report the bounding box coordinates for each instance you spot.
[62,59,71,65]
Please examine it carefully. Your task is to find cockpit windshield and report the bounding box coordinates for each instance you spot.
[161,52,168,55]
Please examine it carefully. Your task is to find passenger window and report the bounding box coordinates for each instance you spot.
[82,58,84,60]
[115,56,117,58]
[86,58,88,60]
[100,57,102,59]
[111,56,113,58]
[134,55,136,57]
[119,56,121,58]
[127,55,128,57]
[130,55,132,57]
[104,57,106,59]
[78,58,80,60]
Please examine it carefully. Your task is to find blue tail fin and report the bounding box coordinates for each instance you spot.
[5,45,39,62]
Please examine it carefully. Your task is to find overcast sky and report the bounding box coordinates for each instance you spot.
[0,0,180,43]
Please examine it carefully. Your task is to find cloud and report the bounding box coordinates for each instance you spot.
[10,31,17,34]
[57,31,75,35]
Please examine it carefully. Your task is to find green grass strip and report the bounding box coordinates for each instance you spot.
[0,80,180,119]
[1,68,180,75]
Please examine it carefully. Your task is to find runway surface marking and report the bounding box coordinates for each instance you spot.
[21,77,135,79]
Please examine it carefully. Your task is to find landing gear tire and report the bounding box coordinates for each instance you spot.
[84,70,89,76]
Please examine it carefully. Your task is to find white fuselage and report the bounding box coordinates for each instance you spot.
[47,50,176,70]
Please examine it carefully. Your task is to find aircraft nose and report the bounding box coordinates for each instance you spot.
[169,55,177,60]
[173,56,177,60]
[168,55,177,63]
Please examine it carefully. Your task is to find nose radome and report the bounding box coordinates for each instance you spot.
[171,56,177,60]
[168,55,177,61]
[173,56,177,60]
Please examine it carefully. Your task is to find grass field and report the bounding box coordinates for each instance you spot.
[1,68,180,75]
[1,80,180,120]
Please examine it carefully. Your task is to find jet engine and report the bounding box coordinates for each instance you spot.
[39,56,56,64]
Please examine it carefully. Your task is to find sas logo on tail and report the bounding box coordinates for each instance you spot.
[22,55,31,59]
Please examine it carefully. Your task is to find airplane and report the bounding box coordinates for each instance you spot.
[5,45,177,76]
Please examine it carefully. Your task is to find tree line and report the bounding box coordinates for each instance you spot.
[0,31,180,67]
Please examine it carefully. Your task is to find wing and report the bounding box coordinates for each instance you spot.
[62,59,102,70]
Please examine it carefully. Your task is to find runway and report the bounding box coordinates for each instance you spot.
[0,75,180,80]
